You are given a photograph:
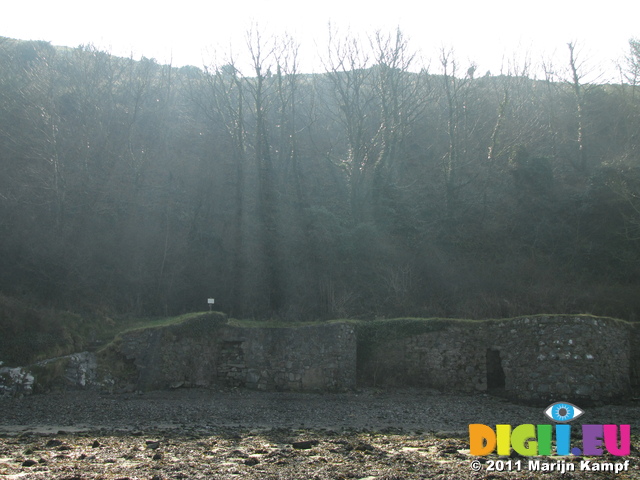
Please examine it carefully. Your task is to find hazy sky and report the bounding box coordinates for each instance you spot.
[3,0,639,80]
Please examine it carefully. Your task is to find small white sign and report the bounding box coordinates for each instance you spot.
[207,298,215,304]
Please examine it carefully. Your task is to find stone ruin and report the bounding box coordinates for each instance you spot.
[357,315,632,404]
[2,313,636,404]
[111,315,356,392]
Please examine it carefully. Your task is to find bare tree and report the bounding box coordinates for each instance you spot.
[189,52,250,315]
[439,48,477,217]
[567,42,589,174]
[323,27,376,224]
[273,34,300,180]
[622,38,640,98]
[245,27,287,313]
[369,28,420,183]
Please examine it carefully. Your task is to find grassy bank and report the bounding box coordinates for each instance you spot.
[0,294,209,366]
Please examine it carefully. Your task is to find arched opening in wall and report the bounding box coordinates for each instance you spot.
[486,348,505,391]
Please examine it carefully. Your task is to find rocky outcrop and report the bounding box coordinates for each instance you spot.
[34,352,100,388]
[1,352,103,397]
[0,365,34,397]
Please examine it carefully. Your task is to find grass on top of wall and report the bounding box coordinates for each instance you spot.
[2,290,632,368]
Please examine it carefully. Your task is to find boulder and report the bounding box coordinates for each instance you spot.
[0,365,35,397]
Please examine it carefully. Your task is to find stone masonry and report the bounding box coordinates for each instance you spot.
[91,313,636,404]
[357,315,632,404]
[112,314,356,392]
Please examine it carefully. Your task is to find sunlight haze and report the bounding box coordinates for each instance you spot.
[3,0,639,79]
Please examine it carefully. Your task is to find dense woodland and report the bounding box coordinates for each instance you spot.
[1,32,640,321]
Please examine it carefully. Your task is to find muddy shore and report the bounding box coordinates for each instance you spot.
[2,389,640,479]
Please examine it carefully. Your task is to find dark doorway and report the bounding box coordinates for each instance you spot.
[486,348,506,390]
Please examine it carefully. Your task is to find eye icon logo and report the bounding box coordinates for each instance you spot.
[544,402,584,423]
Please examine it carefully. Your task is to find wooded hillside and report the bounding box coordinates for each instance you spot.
[1,34,639,320]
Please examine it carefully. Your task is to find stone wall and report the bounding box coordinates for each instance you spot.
[355,319,486,391]
[80,314,639,403]
[111,314,356,392]
[357,315,632,404]
[489,316,629,403]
